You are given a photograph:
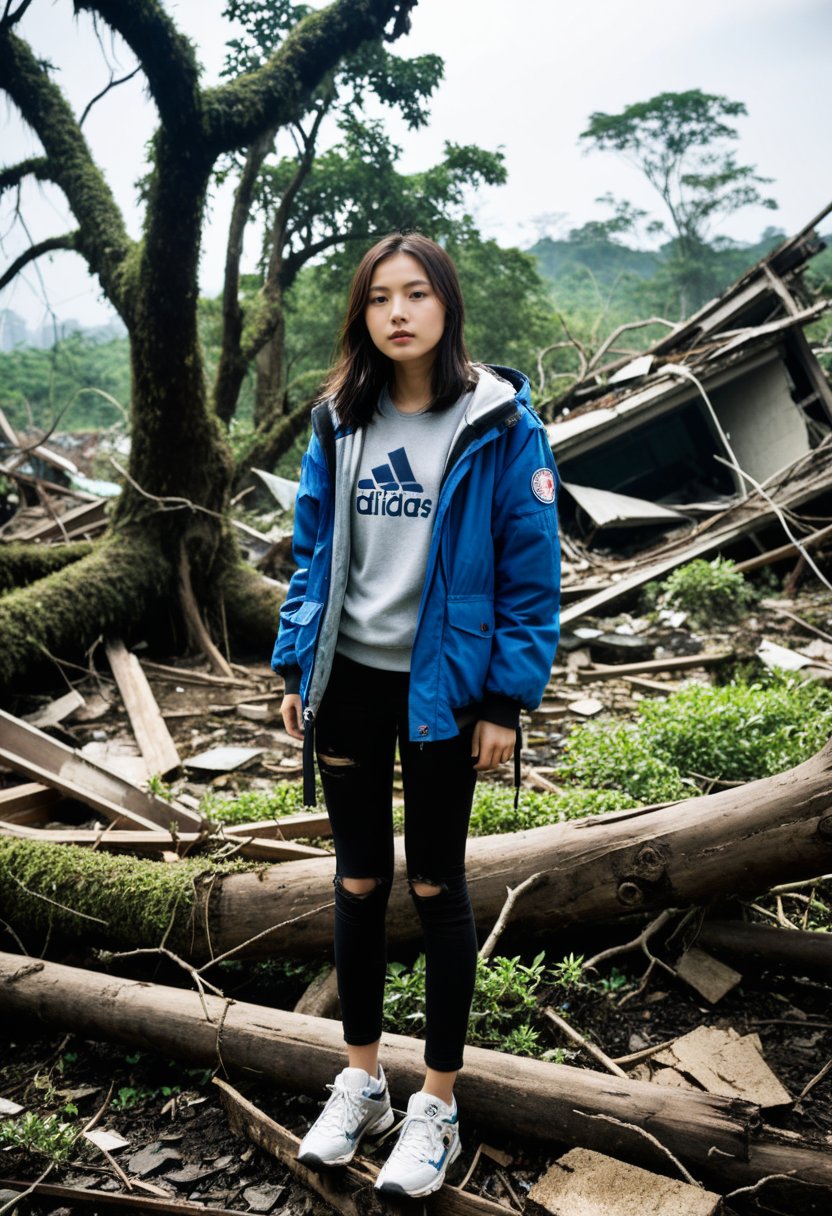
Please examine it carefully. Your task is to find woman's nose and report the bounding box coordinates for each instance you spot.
[390,296,408,321]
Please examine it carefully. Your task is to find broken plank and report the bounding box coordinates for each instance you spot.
[578,652,733,681]
[105,638,181,778]
[653,1026,791,1108]
[138,659,251,687]
[623,676,682,695]
[0,710,202,833]
[0,1178,244,1215]
[215,1077,507,1216]
[674,945,742,1005]
[22,689,85,729]
[0,782,61,823]
[12,497,108,543]
[0,822,328,860]
[734,522,832,574]
[223,812,332,841]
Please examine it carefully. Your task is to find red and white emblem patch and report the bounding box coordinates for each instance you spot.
[531,467,555,504]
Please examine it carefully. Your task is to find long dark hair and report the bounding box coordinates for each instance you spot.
[322,233,475,427]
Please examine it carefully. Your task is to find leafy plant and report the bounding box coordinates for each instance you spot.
[659,557,756,627]
[200,782,322,825]
[558,672,832,794]
[384,952,549,1057]
[0,1112,77,1161]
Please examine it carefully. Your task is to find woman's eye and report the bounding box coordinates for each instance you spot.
[369,294,386,305]
[411,291,427,299]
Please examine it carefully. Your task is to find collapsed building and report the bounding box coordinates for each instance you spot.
[549,203,832,559]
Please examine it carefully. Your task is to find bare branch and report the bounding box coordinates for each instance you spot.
[78,64,141,129]
[587,316,677,372]
[74,0,201,135]
[573,1110,701,1188]
[1,0,34,29]
[0,25,135,317]
[0,231,79,292]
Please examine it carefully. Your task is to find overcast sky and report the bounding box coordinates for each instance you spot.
[2,0,830,330]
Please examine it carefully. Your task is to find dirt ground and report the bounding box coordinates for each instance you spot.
[1,590,831,1215]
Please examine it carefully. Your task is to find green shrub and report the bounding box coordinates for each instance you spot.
[660,557,756,626]
[384,952,549,1056]
[559,673,832,794]
[0,1112,77,1161]
[200,782,322,825]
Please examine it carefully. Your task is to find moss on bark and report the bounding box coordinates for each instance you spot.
[0,533,169,689]
[0,838,251,956]
[0,542,94,595]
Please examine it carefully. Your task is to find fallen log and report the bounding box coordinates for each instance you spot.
[1,738,831,962]
[697,919,832,978]
[3,952,830,1195]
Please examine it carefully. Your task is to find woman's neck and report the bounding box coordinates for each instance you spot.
[390,359,434,414]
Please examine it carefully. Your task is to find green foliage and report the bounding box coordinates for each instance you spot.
[0,1111,76,1161]
[112,1083,180,1111]
[558,673,832,795]
[200,781,322,825]
[384,952,549,1057]
[580,90,777,250]
[467,783,637,836]
[0,332,129,431]
[660,557,757,627]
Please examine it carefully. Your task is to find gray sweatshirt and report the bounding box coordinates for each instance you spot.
[336,382,472,669]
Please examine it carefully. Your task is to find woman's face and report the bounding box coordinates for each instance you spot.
[364,252,446,370]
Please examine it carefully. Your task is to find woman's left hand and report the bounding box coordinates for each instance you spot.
[471,720,516,771]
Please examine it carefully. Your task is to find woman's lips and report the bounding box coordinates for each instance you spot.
[390,333,414,343]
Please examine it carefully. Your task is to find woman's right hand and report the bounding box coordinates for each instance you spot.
[281,693,304,740]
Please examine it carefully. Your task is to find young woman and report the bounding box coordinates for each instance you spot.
[272,233,560,1198]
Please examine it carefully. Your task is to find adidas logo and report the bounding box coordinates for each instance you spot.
[358,446,423,493]
[356,446,433,519]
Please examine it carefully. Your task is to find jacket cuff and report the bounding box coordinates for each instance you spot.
[474,694,522,731]
[279,666,302,696]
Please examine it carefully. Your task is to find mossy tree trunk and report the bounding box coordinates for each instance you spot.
[0,0,418,688]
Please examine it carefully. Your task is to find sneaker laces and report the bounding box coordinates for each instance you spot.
[315,1078,368,1135]
[388,1112,443,1166]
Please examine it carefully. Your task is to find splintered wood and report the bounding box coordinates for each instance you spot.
[105,638,181,778]
[526,1148,721,1216]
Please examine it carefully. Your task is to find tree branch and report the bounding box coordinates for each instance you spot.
[203,0,418,155]
[0,26,135,319]
[73,0,201,135]
[78,64,142,129]
[0,155,49,197]
[0,231,79,292]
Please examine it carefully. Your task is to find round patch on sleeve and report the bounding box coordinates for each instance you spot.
[531,467,555,503]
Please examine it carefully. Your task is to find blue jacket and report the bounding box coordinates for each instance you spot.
[272,365,561,753]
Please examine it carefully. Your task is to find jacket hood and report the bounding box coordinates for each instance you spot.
[466,364,530,427]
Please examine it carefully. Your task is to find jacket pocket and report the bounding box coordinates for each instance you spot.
[285,599,324,627]
[444,596,494,707]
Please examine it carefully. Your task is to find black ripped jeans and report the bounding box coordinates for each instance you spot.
[315,652,479,1072]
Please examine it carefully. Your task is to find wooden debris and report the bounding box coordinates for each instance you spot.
[623,676,681,696]
[0,709,202,833]
[653,1026,792,1107]
[674,945,742,1004]
[105,639,181,778]
[9,497,108,543]
[542,1006,628,1078]
[526,1148,721,1216]
[0,821,329,861]
[222,811,332,841]
[84,1128,130,1153]
[578,652,733,681]
[22,689,85,729]
[236,703,271,721]
[214,1077,508,1216]
[5,952,831,1194]
[0,783,61,824]
[0,1177,243,1214]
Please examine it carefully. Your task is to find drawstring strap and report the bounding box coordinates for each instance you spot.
[513,724,523,812]
[302,708,317,807]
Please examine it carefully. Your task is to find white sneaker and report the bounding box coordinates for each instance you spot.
[297,1065,394,1167]
[374,1090,461,1197]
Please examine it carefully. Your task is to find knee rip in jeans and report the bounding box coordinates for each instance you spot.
[408,874,447,898]
[334,874,386,900]
[317,751,359,777]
